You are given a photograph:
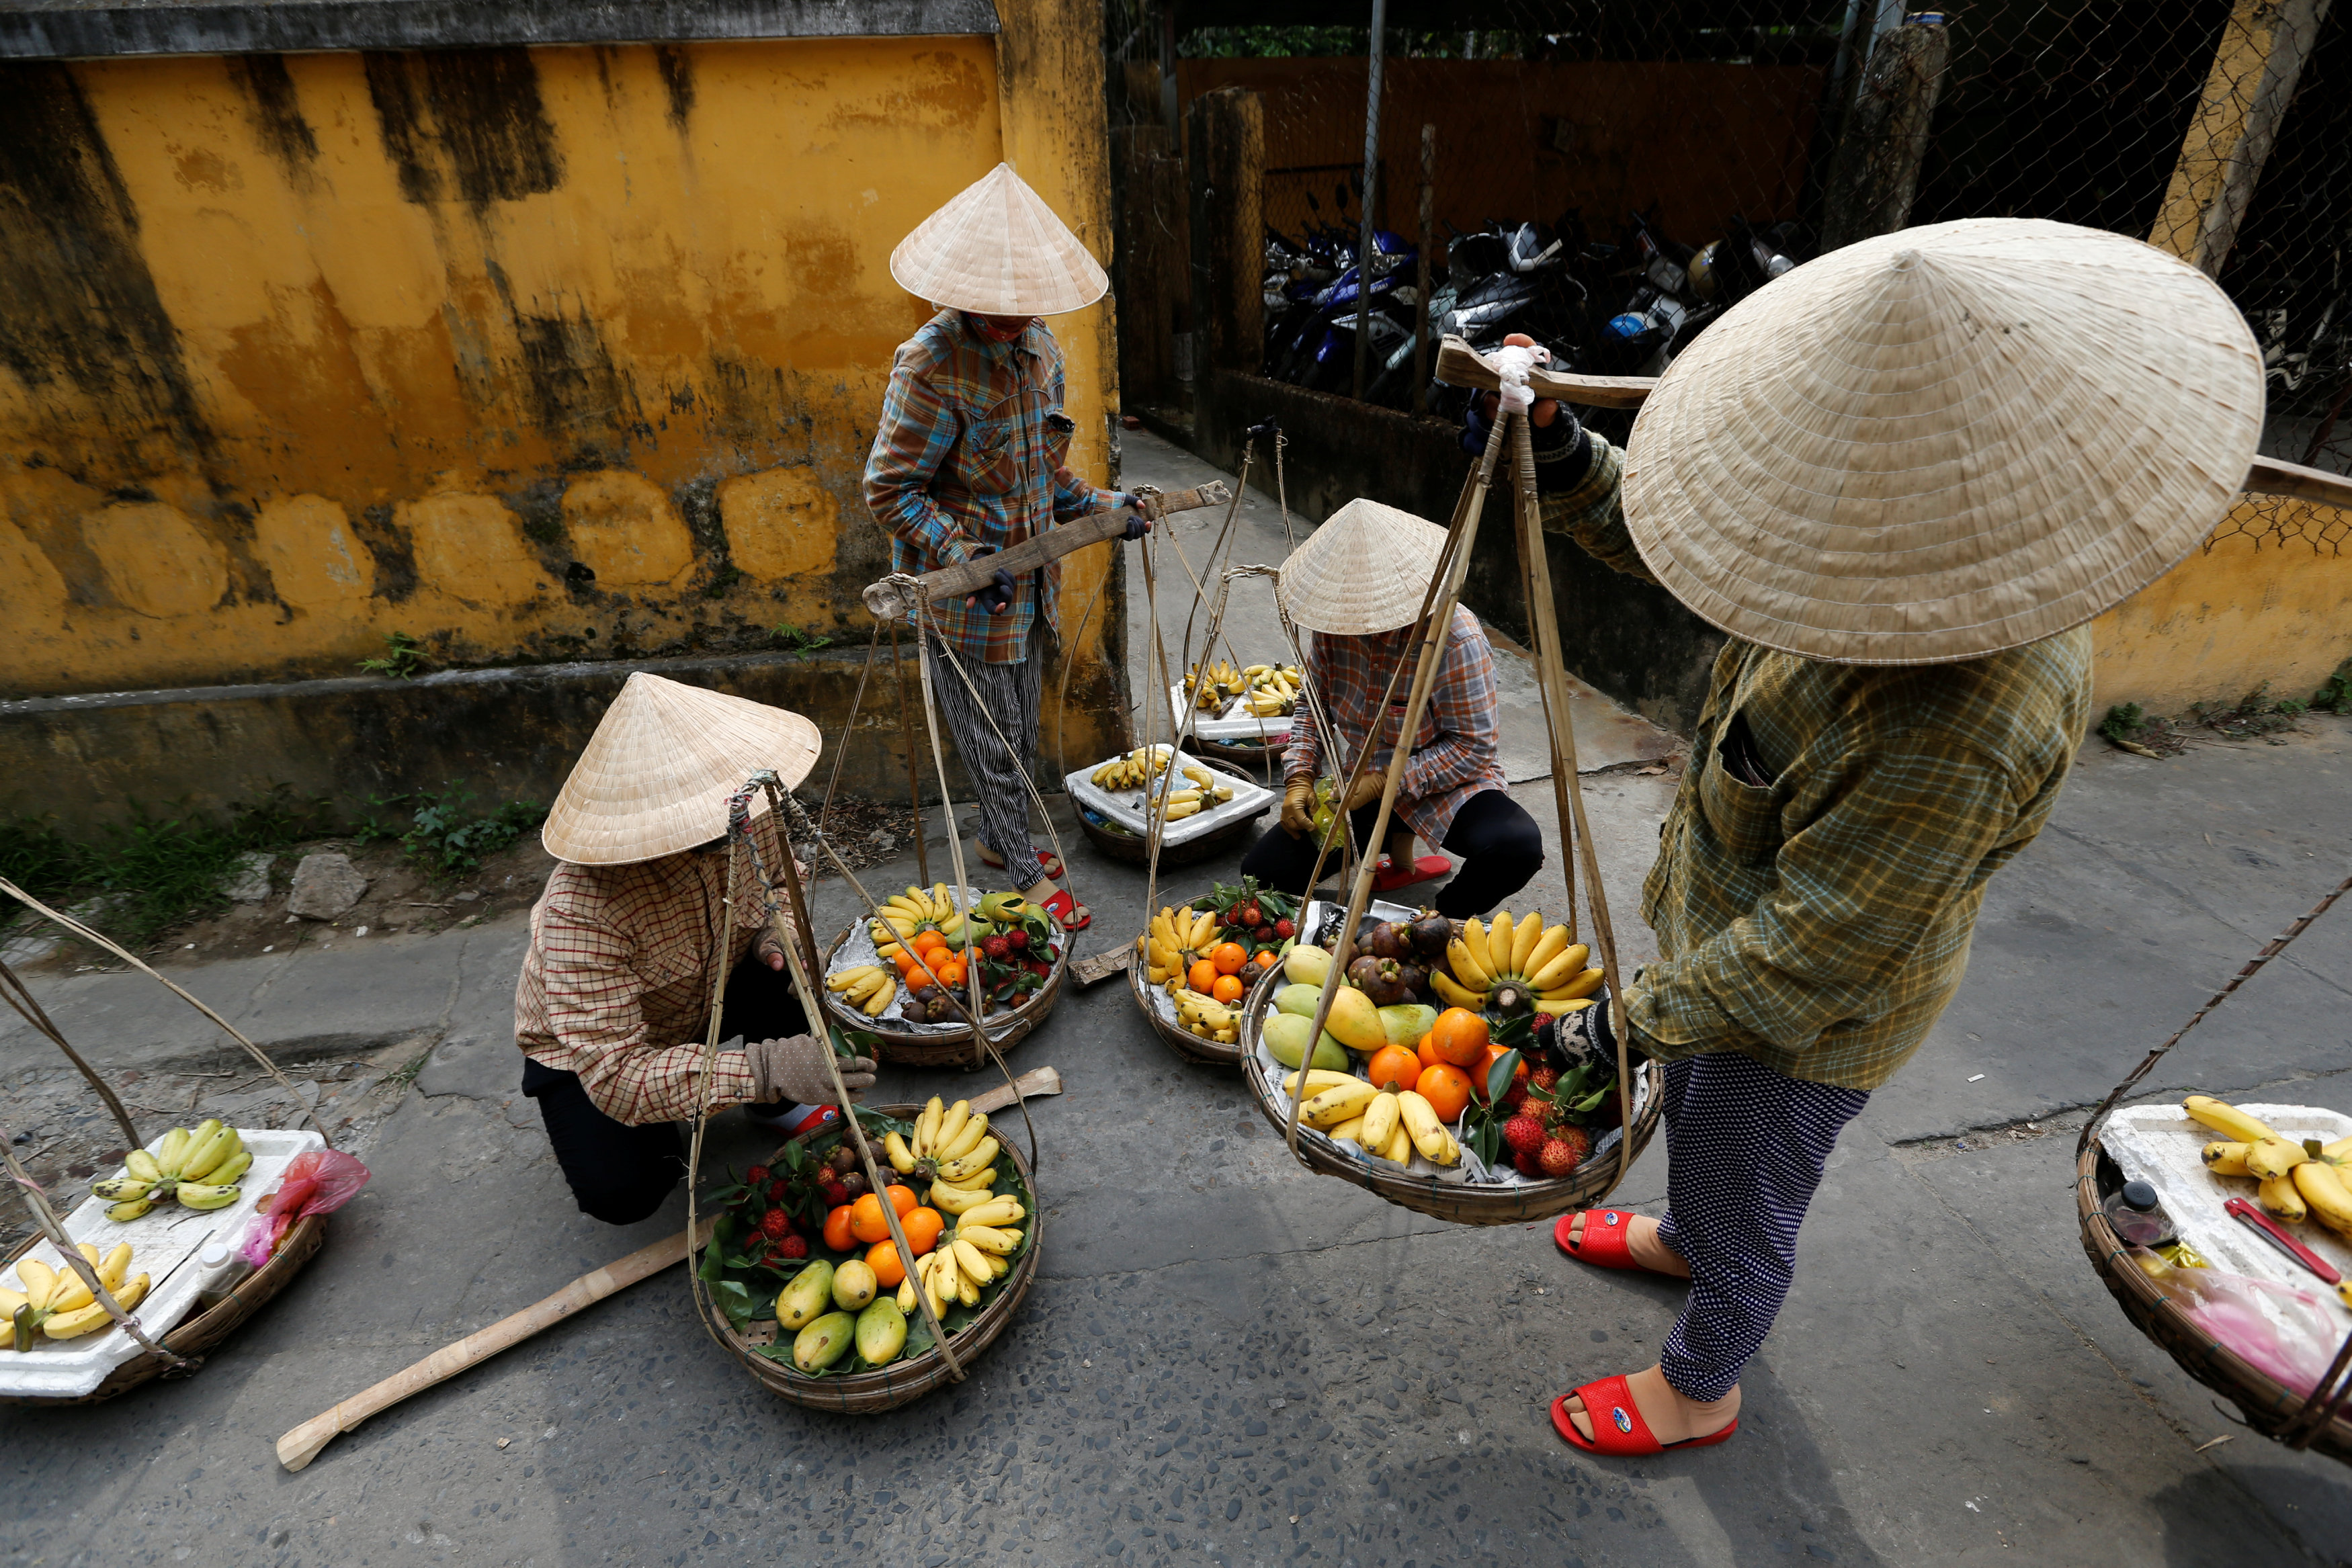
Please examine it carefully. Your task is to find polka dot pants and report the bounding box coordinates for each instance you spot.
[1652,1051,1871,1402]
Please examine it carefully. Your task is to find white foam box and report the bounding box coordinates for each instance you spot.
[1063,748,1273,848]
[1166,684,1295,741]
[0,1126,325,1399]
[2101,1102,2352,1291]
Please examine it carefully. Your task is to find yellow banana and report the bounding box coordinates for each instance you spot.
[938,1113,991,1164]
[1509,913,1544,977]
[2326,1135,2352,1162]
[931,1176,1001,1213]
[155,1128,190,1175]
[46,1265,94,1316]
[1359,1092,1402,1153]
[1280,1069,1360,1096]
[952,1239,993,1291]
[957,1224,1020,1256]
[2202,1141,2253,1177]
[1534,997,1594,1016]
[897,1276,919,1313]
[1327,1113,1367,1143]
[937,1137,1001,1184]
[1445,939,1491,992]
[1429,970,1484,1010]
[17,1260,55,1312]
[828,964,884,992]
[1462,918,1494,979]
[1526,941,1591,993]
[884,1132,919,1174]
[2292,1160,2352,1239]
[42,1273,149,1340]
[1486,913,1514,974]
[2246,1136,2309,1180]
[2259,1171,2308,1222]
[913,1096,943,1156]
[1189,910,1218,950]
[1396,1091,1453,1162]
[933,1100,972,1158]
[1298,1080,1379,1129]
[96,1244,132,1296]
[2183,1095,2273,1144]
[861,978,897,1018]
[1382,1124,1415,1164]
[1543,968,1605,1002]
[955,1196,1025,1229]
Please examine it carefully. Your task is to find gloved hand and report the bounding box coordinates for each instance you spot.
[1460,335,1587,494]
[963,546,1016,615]
[1342,769,1384,812]
[1280,777,1315,838]
[1115,492,1152,542]
[1550,986,1644,1070]
[745,1034,876,1107]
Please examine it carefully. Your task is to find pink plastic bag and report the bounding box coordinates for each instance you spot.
[2130,1247,2349,1398]
[241,1149,371,1266]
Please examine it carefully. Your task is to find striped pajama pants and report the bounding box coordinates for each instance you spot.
[926,632,1043,880]
[1651,1051,1872,1402]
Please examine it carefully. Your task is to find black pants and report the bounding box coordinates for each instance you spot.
[521,953,809,1225]
[1238,788,1543,919]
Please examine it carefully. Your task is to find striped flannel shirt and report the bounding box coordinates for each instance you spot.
[1281,605,1509,845]
[863,310,1120,664]
[1541,433,2093,1090]
[513,812,806,1125]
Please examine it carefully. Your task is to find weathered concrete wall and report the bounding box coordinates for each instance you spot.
[0,15,1126,767]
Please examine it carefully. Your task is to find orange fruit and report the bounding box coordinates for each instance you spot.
[1416,1062,1472,1123]
[822,1204,857,1253]
[1212,973,1245,1004]
[893,950,920,977]
[1366,1045,1421,1093]
[899,1207,945,1256]
[1211,941,1248,975]
[866,1239,908,1289]
[884,1183,918,1217]
[903,964,934,993]
[1477,1043,1530,1103]
[1427,1008,1490,1068]
[1415,1031,1441,1072]
[913,929,949,955]
[1253,949,1279,970]
[1188,959,1220,994]
[849,1192,892,1244]
[934,955,968,988]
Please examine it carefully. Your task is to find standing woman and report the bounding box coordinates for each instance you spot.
[1476,220,2266,1454]
[864,163,1146,932]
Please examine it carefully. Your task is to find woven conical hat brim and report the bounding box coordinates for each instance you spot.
[542,674,823,865]
[1622,218,2265,664]
[890,163,1108,317]
[1278,498,1450,635]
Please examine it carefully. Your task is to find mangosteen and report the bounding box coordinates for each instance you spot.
[1393,959,1428,998]
[1349,953,1409,1006]
[827,1145,859,1174]
[838,1170,870,1200]
[1366,920,1411,961]
[1406,908,1453,959]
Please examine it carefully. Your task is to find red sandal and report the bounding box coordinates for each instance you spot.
[1552,1375,1738,1456]
[1370,853,1450,894]
[1553,1209,1683,1278]
[978,842,1064,880]
[1035,887,1090,931]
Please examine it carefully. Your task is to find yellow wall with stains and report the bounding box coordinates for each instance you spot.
[0,8,1124,733]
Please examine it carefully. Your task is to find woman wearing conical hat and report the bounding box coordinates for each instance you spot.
[1462,221,2263,1455]
[1236,498,1546,918]
[513,674,876,1225]
[864,164,1148,933]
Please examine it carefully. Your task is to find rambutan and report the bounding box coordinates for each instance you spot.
[1539,1125,1593,1178]
[1502,1113,1547,1156]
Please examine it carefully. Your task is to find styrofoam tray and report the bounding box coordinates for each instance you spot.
[825,885,1066,1035]
[0,1126,325,1398]
[2103,1102,2352,1294]
[1248,898,1644,1188]
[1167,684,1296,741]
[1064,749,1273,848]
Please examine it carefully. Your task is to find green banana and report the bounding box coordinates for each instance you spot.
[125,1149,163,1184]
[204,1150,252,1186]
[154,1128,190,1177]
[178,1125,236,1182]
[90,1176,153,1202]
[106,1197,155,1223]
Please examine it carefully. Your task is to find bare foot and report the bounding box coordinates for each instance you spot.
[1566,1212,1691,1277]
[1564,1365,1739,1444]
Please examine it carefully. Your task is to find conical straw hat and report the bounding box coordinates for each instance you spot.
[1278,498,1449,635]
[1621,218,2265,665]
[542,674,823,865]
[890,163,1108,317]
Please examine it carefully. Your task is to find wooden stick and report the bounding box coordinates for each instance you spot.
[0,956,140,1151]
[275,1217,715,1472]
[860,482,1230,620]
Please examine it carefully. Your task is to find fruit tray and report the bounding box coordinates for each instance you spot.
[1063,748,1273,849]
[1165,684,1294,742]
[822,889,1067,1038]
[2102,1102,2352,1293]
[0,1127,325,1399]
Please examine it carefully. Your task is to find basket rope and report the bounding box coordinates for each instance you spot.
[0,1131,191,1368]
[0,956,138,1151]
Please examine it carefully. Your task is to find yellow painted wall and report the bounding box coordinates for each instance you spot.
[0,17,1126,741]
[2091,497,2352,714]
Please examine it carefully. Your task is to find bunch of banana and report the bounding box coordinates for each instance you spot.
[3,1242,148,1349]
[1327,1088,1417,1166]
[895,1187,1028,1317]
[826,963,899,1018]
[1140,906,1223,986]
[868,883,968,955]
[884,1097,1001,1184]
[2188,1094,2352,1236]
[1243,664,1303,717]
[1183,660,1251,712]
[91,1121,251,1220]
[1429,911,1603,1016]
[1091,746,1176,793]
[1171,987,1239,1044]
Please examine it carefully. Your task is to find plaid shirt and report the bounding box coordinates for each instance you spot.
[1543,435,2093,1090]
[1281,606,1509,844]
[863,311,1118,664]
[513,814,805,1125]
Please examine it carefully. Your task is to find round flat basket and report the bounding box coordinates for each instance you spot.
[714,1105,1040,1415]
[2076,1134,2351,1462]
[820,923,1066,1072]
[1128,939,1284,1070]
[1236,983,1662,1225]
[2,1213,327,1407]
[1193,735,1282,776]
[1077,808,1259,867]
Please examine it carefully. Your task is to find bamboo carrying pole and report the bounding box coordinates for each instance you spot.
[276,1066,1062,1473]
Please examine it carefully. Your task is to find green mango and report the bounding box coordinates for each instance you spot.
[855,1297,909,1365]
[1274,983,1321,1018]
[775,1261,835,1331]
[1284,945,1331,988]
[1378,1004,1437,1046]
[792,1311,857,1373]
[1261,1013,1349,1072]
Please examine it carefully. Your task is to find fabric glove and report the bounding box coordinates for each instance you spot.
[1462,390,1589,495]
[1280,777,1315,838]
[745,1034,875,1107]
[962,546,1016,615]
[1342,769,1384,812]
[1111,492,1152,541]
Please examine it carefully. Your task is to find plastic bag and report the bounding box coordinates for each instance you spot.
[2130,1247,2348,1397]
[241,1149,372,1266]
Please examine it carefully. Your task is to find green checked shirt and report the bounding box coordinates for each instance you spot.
[1542,435,2093,1090]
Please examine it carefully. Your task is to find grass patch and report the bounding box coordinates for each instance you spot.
[354,780,548,879]
[2312,662,2352,714]
[358,630,430,679]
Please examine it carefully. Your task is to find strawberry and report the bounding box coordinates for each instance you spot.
[777,1235,809,1260]
[746,1164,771,1185]
[1539,1127,1592,1179]
[1503,1113,1547,1156]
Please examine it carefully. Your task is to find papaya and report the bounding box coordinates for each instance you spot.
[775,1261,835,1330]
[792,1311,856,1373]
[855,1298,909,1365]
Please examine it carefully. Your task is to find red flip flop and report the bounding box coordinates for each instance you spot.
[1553,1209,1683,1278]
[1370,853,1450,893]
[1036,887,1091,931]
[978,842,1066,881]
[1552,1375,1739,1456]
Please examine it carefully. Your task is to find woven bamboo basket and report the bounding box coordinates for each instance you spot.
[2,1213,327,1407]
[1077,808,1260,868]
[1236,982,1663,1225]
[713,1104,1040,1414]
[1193,734,1282,775]
[818,924,1066,1072]
[2075,1137,2352,1462]
[1127,928,1286,1070]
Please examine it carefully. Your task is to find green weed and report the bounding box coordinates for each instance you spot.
[358,631,429,679]
[771,621,834,659]
[392,781,548,879]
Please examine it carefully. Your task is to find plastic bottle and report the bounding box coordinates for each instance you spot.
[2102,1178,2175,1248]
